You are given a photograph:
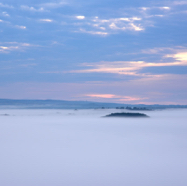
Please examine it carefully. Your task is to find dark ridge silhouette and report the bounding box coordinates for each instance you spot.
[0,99,187,109]
[104,112,149,118]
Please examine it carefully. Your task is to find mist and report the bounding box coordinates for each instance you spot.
[0,109,187,186]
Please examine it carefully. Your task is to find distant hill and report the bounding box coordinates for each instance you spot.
[0,99,187,109]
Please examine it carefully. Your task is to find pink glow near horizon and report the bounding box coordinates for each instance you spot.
[85,94,146,101]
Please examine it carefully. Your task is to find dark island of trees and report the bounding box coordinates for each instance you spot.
[104,112,149,118]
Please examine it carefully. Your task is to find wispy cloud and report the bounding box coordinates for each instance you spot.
[85,94,145,101]
[73,16,145,36]
[15,25,27,29]
[173,1,187,5]
[141,47,174,54]
[77,29,108,36]
[141,47,187,59]
[70,50,187,76]
[40,1,68,9]
[2,12,10,17]
[0,3,14,9]
[90,16,144,32]
[0,42,34,53]
[20,5,46,12]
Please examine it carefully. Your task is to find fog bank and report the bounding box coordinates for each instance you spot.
[0,109,187,186]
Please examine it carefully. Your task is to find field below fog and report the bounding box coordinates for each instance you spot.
[0,109,187,186]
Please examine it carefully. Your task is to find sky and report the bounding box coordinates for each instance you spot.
[0,0,187,104]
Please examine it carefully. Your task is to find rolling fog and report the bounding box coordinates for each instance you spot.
[0,109,187,186]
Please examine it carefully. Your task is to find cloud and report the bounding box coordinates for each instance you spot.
[140,7,149,11]
[71,14,147,36]
[0,3,14,9]
[141,47,187,61]
[129,23,144,31]
[2,12,10,17]
[159,7,170,10]
[77,29,108,36]
[20,5,46,12]
[173,1,187,5]
[75,16,85,20]
[141,47,174,54]
[0,42,33,53]
[73,15,145,36]
[91,16,144,32]
[15,25,27,29]
[70,53,187,76]
[86,94,116,98]
[39,19,53,22]
[40,1,68,9]
[85,94,145,101]
[165,52,187,62]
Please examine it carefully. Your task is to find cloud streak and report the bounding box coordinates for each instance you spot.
[85,94,146,101]
[71,58,187,76]
[40,1,68,9]
[0,42,35,53]
[20,5,46,12]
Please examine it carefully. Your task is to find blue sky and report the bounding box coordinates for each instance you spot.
[0,0,187,104]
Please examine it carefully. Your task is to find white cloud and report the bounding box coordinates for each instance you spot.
[129,23,144,31]
[109,23,120,29]
[72,15,146,36]
[21,5,46,12]
[100,27,106,30]
[160,7,170,10]
[140,7,149,11]
[0,42,32,53]
[131,17,142,21]
[39,19,53,22]
[15,25,27,29]
[75,16,85,20]
[165,52,187,62]
[119,18,130,21]
[2,12,10,17]
[90,16,144,33]
[0,46,9,50]
[78,29,108,36]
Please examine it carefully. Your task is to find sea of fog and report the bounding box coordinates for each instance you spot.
[0,108,187,186]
